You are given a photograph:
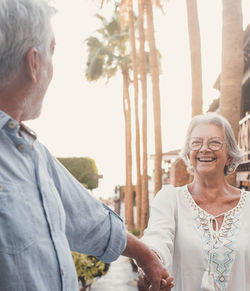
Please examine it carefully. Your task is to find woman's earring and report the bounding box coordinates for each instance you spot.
[227,162,235,173]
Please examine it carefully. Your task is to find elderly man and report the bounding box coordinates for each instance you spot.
[0,0,174,290]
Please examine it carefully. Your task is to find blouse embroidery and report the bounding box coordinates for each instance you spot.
[184,187,247,291]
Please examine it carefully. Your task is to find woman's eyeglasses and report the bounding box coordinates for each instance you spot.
[189,137,224,151]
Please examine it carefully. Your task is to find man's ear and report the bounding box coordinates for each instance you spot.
[25,48,41,83]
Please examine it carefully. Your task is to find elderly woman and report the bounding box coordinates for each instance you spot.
[139,113,249,291]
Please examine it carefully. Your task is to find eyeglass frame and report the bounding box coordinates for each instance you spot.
[189,136,225,151]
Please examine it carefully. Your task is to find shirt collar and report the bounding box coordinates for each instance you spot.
[0,110,37,140]
[20,123,37,140]
[0,110,12,130]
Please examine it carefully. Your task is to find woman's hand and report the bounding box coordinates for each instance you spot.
[137,266,174,291]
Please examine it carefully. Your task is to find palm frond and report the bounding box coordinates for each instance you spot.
[85,36,102,50]
[154,0,168,15]
[86,56,104,81]
[106,66,118,82]
[95,13,107,24]
[85,7,132,83]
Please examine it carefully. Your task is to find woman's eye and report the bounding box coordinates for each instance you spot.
[210,140,221,145]
[192,141,201,145]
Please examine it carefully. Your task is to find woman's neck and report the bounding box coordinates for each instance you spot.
[188,174,238,200]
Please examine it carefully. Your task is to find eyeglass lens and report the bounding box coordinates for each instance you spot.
[190,137,224,151]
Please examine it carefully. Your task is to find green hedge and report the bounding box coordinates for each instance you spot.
[58,157,99,190]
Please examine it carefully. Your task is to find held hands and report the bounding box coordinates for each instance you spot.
[136,252,174,291]
[122,233,174,291]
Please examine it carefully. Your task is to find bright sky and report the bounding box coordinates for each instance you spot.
[27,0,250,198]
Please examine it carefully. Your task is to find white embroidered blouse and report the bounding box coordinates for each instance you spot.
[141,185,250,291]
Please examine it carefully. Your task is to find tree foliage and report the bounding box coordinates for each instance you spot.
[57,157,99,190]
[85,5,161,82]
[85,8,131,83]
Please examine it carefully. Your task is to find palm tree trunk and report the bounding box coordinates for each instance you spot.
[138,0,149,233]
[129,2,142,230]
[219,0,244,186]
[122,68,134,230]
[186,0,203,117]
[220,0,244,137]
[145,0,162,196]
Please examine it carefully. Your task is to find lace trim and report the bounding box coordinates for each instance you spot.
[184,188,246,237]
[184,188,247,291]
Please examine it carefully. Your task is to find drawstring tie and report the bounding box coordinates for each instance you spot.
[201,213,225,291]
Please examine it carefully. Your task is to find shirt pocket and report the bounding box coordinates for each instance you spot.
[42,179,66,233]
[0,181,35,254]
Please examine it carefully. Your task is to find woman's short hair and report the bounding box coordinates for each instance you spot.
[180,112,244,175]
[0,0,56,87]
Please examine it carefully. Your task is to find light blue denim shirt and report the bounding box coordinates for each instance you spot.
[0,110,127,291]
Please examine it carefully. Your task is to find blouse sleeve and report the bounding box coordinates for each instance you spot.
[140,185,177,272]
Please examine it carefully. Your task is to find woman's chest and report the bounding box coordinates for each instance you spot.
[175,193,250,291]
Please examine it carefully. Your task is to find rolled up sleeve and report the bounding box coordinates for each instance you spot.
[97,204,127,262]
[45,150,127,263]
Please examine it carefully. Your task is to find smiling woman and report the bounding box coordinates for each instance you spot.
[181,113,244,176]
[187,123,230,178]
[139,112,250,291]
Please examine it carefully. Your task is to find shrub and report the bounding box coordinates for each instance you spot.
[72,251,110,286]
[130,228,141,238]
[58,157,99,190]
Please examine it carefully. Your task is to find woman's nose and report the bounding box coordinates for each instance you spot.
[199,141,210,151]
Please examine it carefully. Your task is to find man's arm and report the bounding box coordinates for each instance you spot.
[122,232,174,291]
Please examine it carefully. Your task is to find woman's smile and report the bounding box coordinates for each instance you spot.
[196,157,217,162]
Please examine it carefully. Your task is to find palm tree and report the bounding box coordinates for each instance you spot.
[219,0,244,186]
[138,0,149,233]
[129,4,142,230]
[145,0,163,196]
[186,0,203,117]
[122,65,134,230]
[219,0,244,137]
[85,10,134,230]
[119,0,152,232]
[119,0,142,229]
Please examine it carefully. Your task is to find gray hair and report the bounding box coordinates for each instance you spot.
[0,0,56,87]
[181,112,244,176]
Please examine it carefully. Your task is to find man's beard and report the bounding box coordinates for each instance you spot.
[23,70,50,121]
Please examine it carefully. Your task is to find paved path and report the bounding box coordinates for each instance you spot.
[91,256,138,291]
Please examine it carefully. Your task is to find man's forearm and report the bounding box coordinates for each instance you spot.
[122,232,158,268]
[122,232,174,291]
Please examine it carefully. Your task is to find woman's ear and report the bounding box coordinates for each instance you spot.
[226,156,232,166]
[25,47,41,83]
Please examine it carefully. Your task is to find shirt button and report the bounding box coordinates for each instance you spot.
[0,185,3,191]
[61,269,65,276]
[18,144,25,152]
[8,120,17,129]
